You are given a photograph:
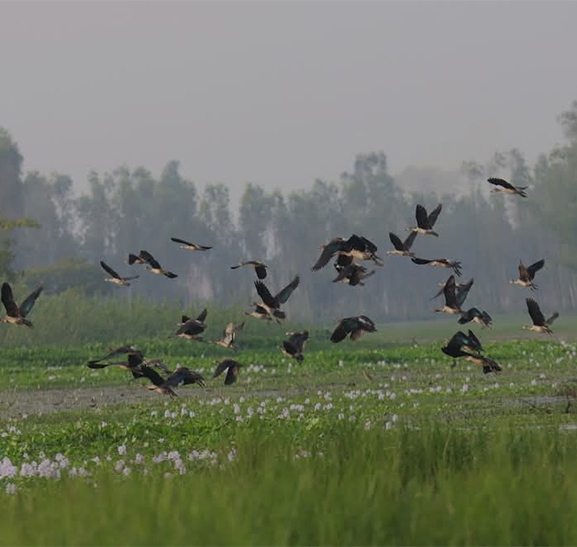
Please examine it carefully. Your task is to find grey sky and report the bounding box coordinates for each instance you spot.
[1,0,576,200]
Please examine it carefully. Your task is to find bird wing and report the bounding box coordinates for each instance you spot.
[224,363,240,385]
[427,204,443,228]
[443,275,458,307]
[311,239,344,271]
[411,257,431,266]
[456,278,474,307]
[139,250,161,269]
[330,319,351,343]
[546,312,559,325]
[175,319,205,336]
[139,365,167,386]
[275,275,300,305]
[487,177,515,190]
[196,308,208,323]
[415,204,429,228]
[19,285,44,317]
[127,253,141,265]
[402,230,418,250]
[527,259,545,279]
[282,340,298,355]
[526,298,546,326]
[170,237,193,246]
[1,283,19,317]
[518,262,530,282]
[100,261,120,279]
[254,280,278,308]
[466,329,483,352]
[389,232,404,251]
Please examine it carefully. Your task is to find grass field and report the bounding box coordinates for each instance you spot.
[2,318,577,545]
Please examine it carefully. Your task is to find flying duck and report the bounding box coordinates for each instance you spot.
[230,261,268,280]
[432,277,473,307]
[172,308,208,341]
[432,275,462,315]
[458,307,492,328]
[170,237,212,251]
[245,303,275,322]
[387,231,418,257]
[330,315,376,343]
[411,257,463,276]
[408,204,442,237]
[100,261,139,287]
[209,321,245,350]
[487,177,528,197]
[1,282,43,328]
[523,298,559,334]
[137,250,178,279]
[254,275,300,321]
[281,330,309,362]
[311,234,382,271]
[510,259,544,290]
[332,262,375,286]
[145,365,206,396]
[212,359,243,385]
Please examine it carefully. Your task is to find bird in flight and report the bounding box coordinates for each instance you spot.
[0,283,43,328]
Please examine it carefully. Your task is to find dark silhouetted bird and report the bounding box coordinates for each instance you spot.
[1,282,43,328]
[387,231,418,257]
[230,261,268,280]
[523,298,558,334]
[408,204,442,236]
[487,177,528,197]
[170,237,212,251]
[212,359,243,385]
[137,250,178,279]
[100,261,139,287]
[281,330,309,361]
[411,257,462,276]
[510,259,544,290]
[330,316,376,343]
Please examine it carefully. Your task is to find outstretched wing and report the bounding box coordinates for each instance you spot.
[487,177,515,190]
[526,298,545,326]
[139,365,167,387]
[442,275,458,307]
[527,259,545,279]
[138,250,161,269]
[389,232,404,251]
[466,329,483,352]
[100,260,120,279]
[224,363,240,385]
[254,280,278,308]
[415,204,429,229]
[19,285,44,318]
[427,204,443,228]
[1,283,19,317]
[311,239,344,271]
[330,319,352,343]
[170,237,193,246]
[275,275,300,305]
[255,264,267,279]
[402,230,418,250]
[411,257,432,266]
[196,308,208,323]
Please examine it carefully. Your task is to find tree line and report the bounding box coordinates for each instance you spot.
[1,100,577,324]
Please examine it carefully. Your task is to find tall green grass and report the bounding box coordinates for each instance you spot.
[2,421,577,545]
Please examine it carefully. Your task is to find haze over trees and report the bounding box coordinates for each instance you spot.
[2,101,577,323]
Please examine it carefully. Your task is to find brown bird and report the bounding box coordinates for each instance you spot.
[254,275,300,321]
[281,330,309,361]
[212,359,243,385]
[209,321,245,350]
[173,308,208,341]
[432,275,462,315]
[332,262,375,286]
[230,261,268,280]
[0,282,43,328]
[145,365,206,396]
[170,237,212,251]
[458,307,492,328]
[138,250,178,279]
[510,259,544,290]
[487,177,528,197]
[245,303,274,322]
[100,261,139,287]
[330,316,376,343]
[311,234,382,271]
[523,298,559,334]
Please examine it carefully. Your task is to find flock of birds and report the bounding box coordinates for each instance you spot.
[0,177,559,395]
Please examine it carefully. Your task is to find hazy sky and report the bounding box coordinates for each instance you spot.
[1,0,577,199]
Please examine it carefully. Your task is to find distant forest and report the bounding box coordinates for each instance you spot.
[1,100,577,323]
